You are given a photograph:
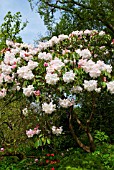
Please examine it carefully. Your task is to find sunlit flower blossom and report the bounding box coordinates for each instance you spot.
[59,98,73,108]
[23,85,34,97]
[38,52,52,61]
[45,73,59,85]
[0,88,7,98]
[42,102,56,114]
[63,70,75,83]
[26,127,41,138]
[99,31,105,36]
[107,81,114,94]
[76,49,91,59]
[27,60,38,70]
[83,80,97,91]
[52,126,63,135]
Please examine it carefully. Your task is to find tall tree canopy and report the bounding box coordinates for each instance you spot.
[0,11,28,50]
[28,0,114,37]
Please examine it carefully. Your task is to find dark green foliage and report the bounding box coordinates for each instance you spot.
[28,0,114,39]
[0,143,114,169]
[80,92,114,142]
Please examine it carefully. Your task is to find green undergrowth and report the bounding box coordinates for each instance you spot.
[0,143,114,170]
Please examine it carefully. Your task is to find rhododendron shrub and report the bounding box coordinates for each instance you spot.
[0,30,114,152]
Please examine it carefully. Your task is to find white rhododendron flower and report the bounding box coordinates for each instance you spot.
[22,70,34,80]
[83,80,97,91]
[50,36,59,45]
[107,81,114,94]
[71,86,83,93]
[46,58,65,73]
[102,64,112,73]
[95,88,101,93]
[4,51,19,65]
[58,34,68,41]
[27,60,38,70]
[38,52,52,61]
[22,108,28,116]
[63,70,75,83]
[26,129,34,138]
[42,102,56,114]
[20,51,33,61]
[23,85,34,97]
[1,63,12,74]
[4,75,14,83]
[52,126,63,135]
[84,30,92,35]
[79,59,112,78]
[99,31,105,36]
[0,74,4,85]
[70,30,83,37]
[6,40,14,46]
[45,73,59,85]
[0,88,7,98]
[59,98,73,108]
[17,66,34,80]
[81,49,91,59]
[76,49,91,59]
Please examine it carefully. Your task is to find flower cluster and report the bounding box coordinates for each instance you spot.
[23,85,34,97]
[42,102,56,114]
[107,81,114,94]
[26,126,41,138]
[38,52,52,61]
[79,59,112,78]
[47,58,65,73]
[0,29,113,137]
[63,70,75,83]
[45,73,59,85]
[0,30,113,100]
[52,126,63,135]
[38,34,68,51]
[83,80,98,92]
[59,98,74,108]
[0,29,114,155]
[76,49,91,59]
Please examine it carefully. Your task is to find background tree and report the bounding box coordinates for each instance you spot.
[0,12,29,157]
[28,0,114,38]
[0,11,28,51]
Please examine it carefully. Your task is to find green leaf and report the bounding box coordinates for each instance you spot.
[101,82,106,88]
[46,138,51,144]
[39,134,43,138]
[34,140,39,149]
[39,139,42,146]
[41,137,47,145]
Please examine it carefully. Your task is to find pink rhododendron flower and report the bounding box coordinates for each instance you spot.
[44,62,48,67]
[0,148,4,152]
[34,90,40,96]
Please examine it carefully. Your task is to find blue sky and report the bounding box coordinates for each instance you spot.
[0,0,47,44]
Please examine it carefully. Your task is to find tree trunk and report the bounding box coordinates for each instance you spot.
[68,106,95,152]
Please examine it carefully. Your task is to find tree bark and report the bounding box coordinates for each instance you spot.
[69,105,95,152]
